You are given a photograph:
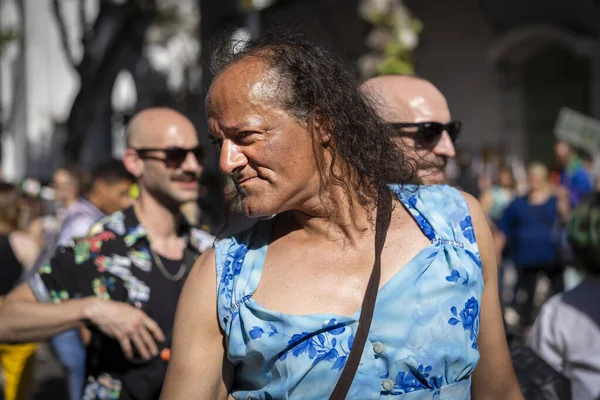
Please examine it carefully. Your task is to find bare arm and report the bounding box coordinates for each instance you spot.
[479,189,493,218]
[0,281,164,360]
[0,281,91,342]
[161,249,233,399]
[9,231,42,270]
[462,193,523,400]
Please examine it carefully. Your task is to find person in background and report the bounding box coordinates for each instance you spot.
[0,108,214,400]
[480,165,517,227]
[33,159,135,400]
[528,193,600,400]
[52,167,82,214]
[361,75,458,184]
[577,149,597,190]
[453,149,481,198]
[496,163,569,329]
[480,165,517,307]
[551,140,593,207]
[0,183,42,400]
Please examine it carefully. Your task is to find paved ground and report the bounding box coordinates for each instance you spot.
[14,344,69,400]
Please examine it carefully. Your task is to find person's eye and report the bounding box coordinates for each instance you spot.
[209,137,223,148]
[238,131,254,139]
[236,131,258,144]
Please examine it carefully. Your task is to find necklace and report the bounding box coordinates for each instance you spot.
[149,248,187,282]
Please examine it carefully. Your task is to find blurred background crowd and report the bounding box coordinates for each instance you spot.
[0,0,599,399]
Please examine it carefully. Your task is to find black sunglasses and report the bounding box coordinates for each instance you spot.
[134,146,203,168]
[389,121,461,149]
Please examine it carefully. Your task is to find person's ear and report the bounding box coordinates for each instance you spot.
[123,149,143,179]
[311,114,332,146]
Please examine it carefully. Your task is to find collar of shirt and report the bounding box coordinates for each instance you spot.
[119,205,214,254]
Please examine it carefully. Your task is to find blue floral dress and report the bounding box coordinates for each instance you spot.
[215,185,484,399]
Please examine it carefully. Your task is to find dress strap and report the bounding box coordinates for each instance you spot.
[214,219,272,330]
[390,185,479,253]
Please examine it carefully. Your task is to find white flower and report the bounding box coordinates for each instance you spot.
[358,0,393,20]
[397,27,418,50]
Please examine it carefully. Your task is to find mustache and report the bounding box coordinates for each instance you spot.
[407,154,448,171]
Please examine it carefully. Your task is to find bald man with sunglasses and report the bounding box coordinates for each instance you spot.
[362,75,459,184]
[0,108,214,400]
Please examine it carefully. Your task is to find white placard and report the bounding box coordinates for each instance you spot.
[554,107,600,154]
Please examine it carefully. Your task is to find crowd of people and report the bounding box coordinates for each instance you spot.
[0,28,598,399]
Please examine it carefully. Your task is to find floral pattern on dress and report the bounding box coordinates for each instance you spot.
[216,185,483,399]
[219,244,249,301]
[448,297,480,350]
[250,319,353,371]
[389,364,443,395]
[459,216,476,244]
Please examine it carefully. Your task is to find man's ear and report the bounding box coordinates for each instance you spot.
[312,114,332,146]
[122,149,143,179]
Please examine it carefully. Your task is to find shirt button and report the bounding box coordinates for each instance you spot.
[373,341,385,354]
[382,378,394,392]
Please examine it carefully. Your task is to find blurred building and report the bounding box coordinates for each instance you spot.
[261,0,600,165]
[1,0,599,182]
[410,0,600,165]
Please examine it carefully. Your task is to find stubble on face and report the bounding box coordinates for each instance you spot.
[207,59,324,217]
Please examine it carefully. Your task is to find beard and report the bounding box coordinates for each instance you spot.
[413,154,449,185]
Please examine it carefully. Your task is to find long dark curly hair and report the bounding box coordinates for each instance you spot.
[210,29,417,218]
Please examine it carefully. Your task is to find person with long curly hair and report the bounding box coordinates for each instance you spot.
[161,30,522,399]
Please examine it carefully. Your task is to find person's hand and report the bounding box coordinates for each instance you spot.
[83,298,165,360]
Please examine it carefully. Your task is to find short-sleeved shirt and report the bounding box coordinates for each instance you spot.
[32,205,214,400]
[216,185,483,399]
[497,195,558,268]
[56,198,105,247]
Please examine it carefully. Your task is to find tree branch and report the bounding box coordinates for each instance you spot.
[51,0,79,71]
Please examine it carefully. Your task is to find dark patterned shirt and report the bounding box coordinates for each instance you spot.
[33,206,214,400]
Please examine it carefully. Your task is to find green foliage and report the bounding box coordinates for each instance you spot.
[0,28,18,56]
[358,0,423,78]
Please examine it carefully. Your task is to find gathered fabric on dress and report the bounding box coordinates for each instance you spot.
[215,185,484,399]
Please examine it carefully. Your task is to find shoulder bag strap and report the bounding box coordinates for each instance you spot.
[329,190,393,399]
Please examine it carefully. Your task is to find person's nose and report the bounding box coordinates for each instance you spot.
[433,131,456,158]
[219,140,247,175]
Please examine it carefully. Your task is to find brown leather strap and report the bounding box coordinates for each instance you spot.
[329,191,392,399]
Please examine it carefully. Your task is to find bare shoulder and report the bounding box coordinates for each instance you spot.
[179,248,218,314]
[188,247,217,283]
[9,231,42,269]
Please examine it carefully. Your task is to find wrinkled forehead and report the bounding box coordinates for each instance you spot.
[207,58,285,120]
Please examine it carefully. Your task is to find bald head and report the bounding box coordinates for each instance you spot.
[361,75,456,184]
[126,107,197,148]
[361,75,449,123]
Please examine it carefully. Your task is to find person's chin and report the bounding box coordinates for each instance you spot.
[172,190,199,205]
